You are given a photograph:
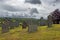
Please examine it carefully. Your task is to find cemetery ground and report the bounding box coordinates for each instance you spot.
[0,24,60,40]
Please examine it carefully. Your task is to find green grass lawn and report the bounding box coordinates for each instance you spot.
[0,24,60,40]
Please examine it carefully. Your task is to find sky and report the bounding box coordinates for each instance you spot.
[0,0,60,19]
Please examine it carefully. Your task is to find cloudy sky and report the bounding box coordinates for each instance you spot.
[0,0,60,19]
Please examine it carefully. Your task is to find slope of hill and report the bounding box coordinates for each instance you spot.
[0,24,60,40]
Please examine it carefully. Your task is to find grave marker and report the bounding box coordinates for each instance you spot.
[40,17,46,26]
[47,15,53,27]
[2,21,9,33]
[28,25,38,33]
[28,20,38,33]
[22,21,28,29]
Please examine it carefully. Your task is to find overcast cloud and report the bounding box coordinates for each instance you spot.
[25,0,41,4]
[0,0,60,19]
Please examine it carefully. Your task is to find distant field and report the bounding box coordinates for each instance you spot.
[0,24,60,40]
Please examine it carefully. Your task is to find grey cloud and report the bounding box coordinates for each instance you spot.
[0,3,28,17]
[42,0,60,6]
[0,11,9,17]
[0,0,8,2]
[0,0,6,1]
[53,0,60,3]
[0,0,60,19]
[25,0,41,4]
[52,0,60,6]
[0,4,27,12]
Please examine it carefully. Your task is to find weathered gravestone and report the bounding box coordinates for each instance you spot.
[39,17,46,26]
[47,15,53,27]
[15,21,20,27]
[28,25,38,33]
[28,20,38,33]
[5,20,15,29]
[10,21,19,29]
[9,22,15,29]
[2,18,14,29]
[2,21,9,33]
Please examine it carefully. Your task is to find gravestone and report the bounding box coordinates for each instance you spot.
[9,20,20,29]
[9,22,15,29]
[22,21,28,29]
[47,15,53,27]
[2,21,9,33]
[28,20,38,33]
[28,25,38,33]
[39,17,46,26]
[15,21,19,27]
[59,21,60,24]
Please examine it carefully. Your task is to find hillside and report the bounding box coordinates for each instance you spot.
[0,24,60,40]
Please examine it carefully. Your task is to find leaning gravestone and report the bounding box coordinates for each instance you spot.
[39,17,46,26]
[28,19,38,33]
[47,15,53,27]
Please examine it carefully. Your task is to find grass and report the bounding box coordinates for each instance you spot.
[0,24,60,40]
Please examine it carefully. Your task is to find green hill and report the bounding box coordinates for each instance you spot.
[0,24,60,40]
